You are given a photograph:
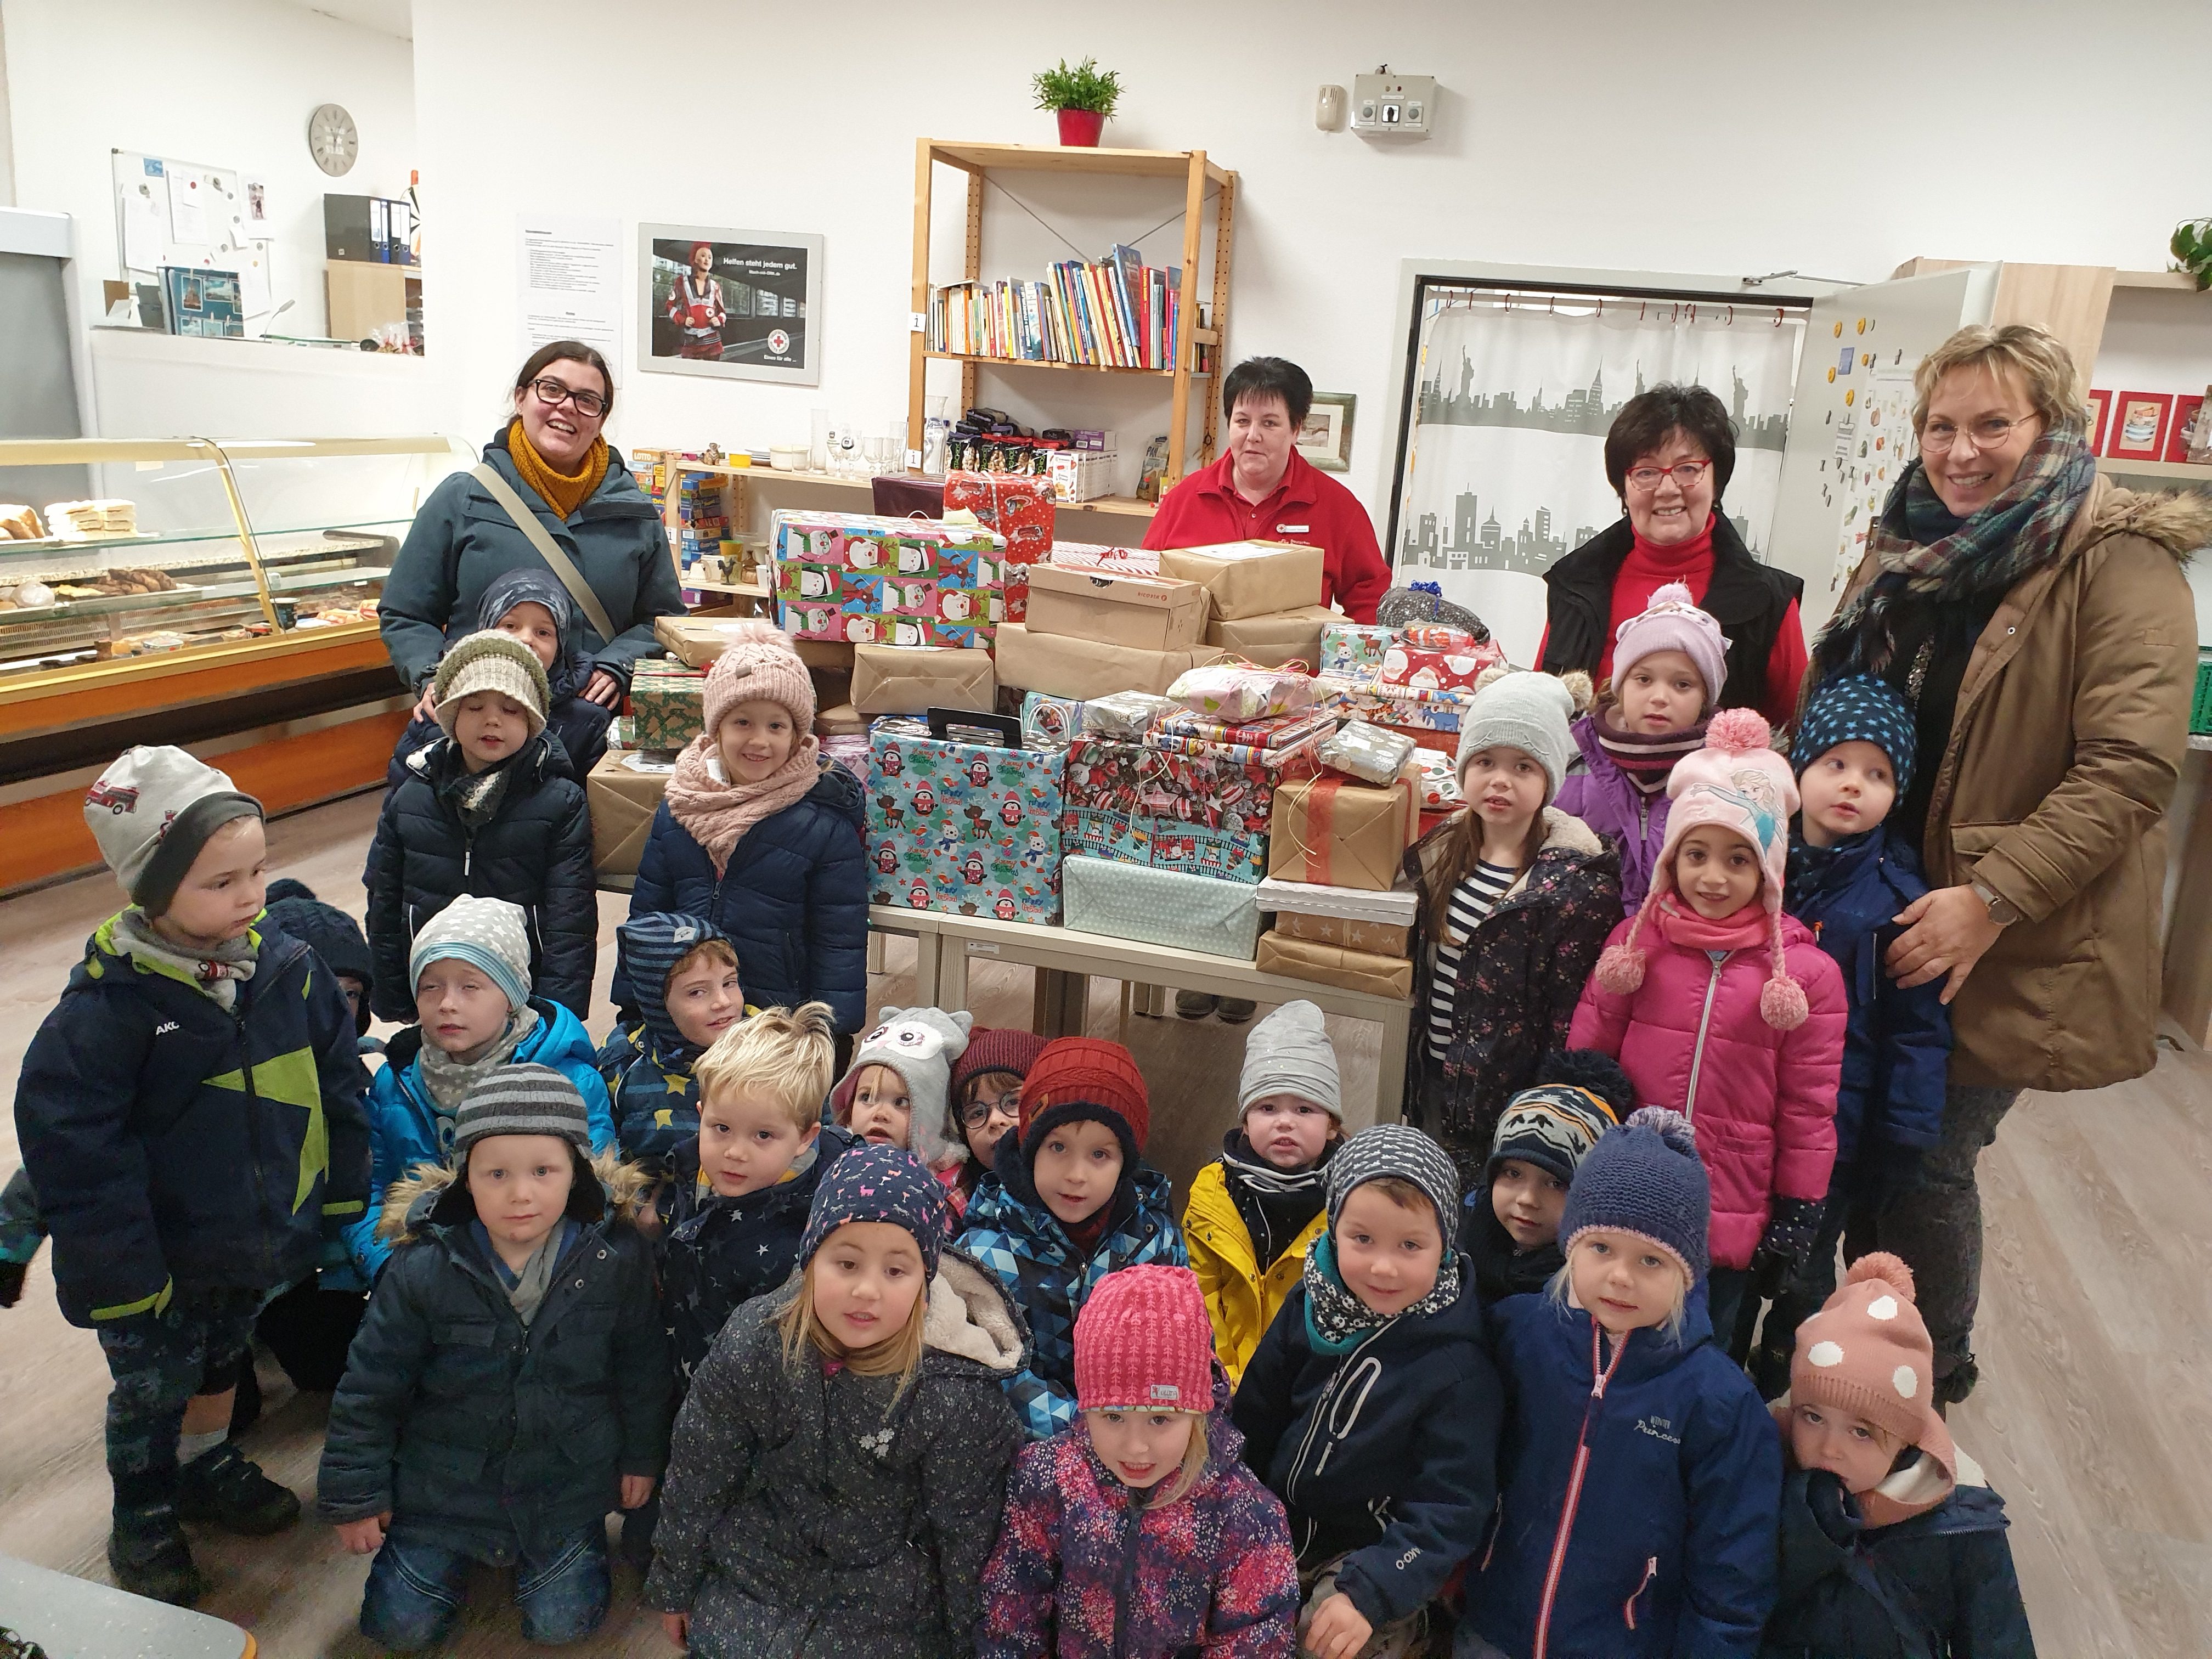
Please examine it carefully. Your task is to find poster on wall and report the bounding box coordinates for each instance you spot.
[1391,301,1804,667]
[518,215,622,366]
[639,223,824,386]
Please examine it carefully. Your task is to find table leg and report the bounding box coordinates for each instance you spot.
[911,931,942,1007]
[1119,980,1133,1044]
[1375,1001,1411,1128]
[1037,969,1088,1037]
[867,932,887,974]
[937,939,970,1012]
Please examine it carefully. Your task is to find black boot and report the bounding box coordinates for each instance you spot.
[108,1506,208,1606]
[177,1442,300,1534]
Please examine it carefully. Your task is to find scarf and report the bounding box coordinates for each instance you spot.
[665,736,825,876]
[109,907,258,1012]
[417,1006,540,1142]
[505,417,609,521]
[435,740,522,831]
[1218,1130,1333,1268]
[1652,894,1770,953]
[1300,1230,1462,1354]
[476,1217,573,1327]
[1815,417,2095,680]
[1594,704,1708,793]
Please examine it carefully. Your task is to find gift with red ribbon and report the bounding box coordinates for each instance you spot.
[1265,770,1420,891]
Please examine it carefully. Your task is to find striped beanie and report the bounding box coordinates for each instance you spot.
[452,1063,592,1157]
[410,895,532,1013]
[1325,1123,1461,1253]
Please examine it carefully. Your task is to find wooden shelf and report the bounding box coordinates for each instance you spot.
[924,349,1205,379]
[685,577,768,597]
[2097,456,2212,481]
[666,461,873,490]
[924,140,1233,187]
[2114,269,2202,291]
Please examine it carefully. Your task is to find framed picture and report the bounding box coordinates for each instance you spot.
[2106,391,2173,462]
[2085,388,2112,454]
[639,223,823,385]
[2165,393,2206,464]
[1296,392,1357,472]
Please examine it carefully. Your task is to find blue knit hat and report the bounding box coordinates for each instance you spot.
[1559,1107,1711,1285]
[799,1143,949,1278]
[1793,674,1917,795]
[618,911,735,1063]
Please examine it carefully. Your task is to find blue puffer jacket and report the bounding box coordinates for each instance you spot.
[1783,827,1950,1166]
[346,998,616,1283]
[612,911,736,1163]
[1465,1288,1781,1659]
[618,760,870,1033]
[1231,1256,1503,1629]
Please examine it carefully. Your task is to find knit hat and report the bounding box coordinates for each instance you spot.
[1018,1037,1152,1173]
[618,911,735,1062]
[1793,674,1918,795]
[845,1006,974,1173]
[1376,581,1489,642]
[1454,670,1578,803]
[1594,708,1809,1030]
[409,895,533,1014]
[950,1028,1052,1099]
[453,1062,592,1158]
[1074,1264,1215,1414]
[1791,1254,1955,1486]
[434,630,549,739]
[1325,1124,1461,1254]
[84,746,263,916]
[702,619,816,740]
[1237,1000,1343,1124]
[475,568,585,700]
[1610,581,1729,707]
[263,879,374,1032]
[798,1143,950,1279]
[1559,1107,1711,1286]
[1487,1084,1620,1188]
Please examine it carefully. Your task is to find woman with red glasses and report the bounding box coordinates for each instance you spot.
[1539,383,1808,731]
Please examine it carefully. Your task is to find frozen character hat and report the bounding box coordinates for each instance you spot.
[844,1007,974,1172]
[1237,999,1344,1124]
[1454,669,1578,804]
[452,1062,592,1158]
[798,1143,949,1279]
[702,619,817,740]
[1486,1049,1630,1187]
[263,879,374,1034]
[1595,708,1809,1030]
[1610,580,1729,706]
[618,911,736,1064]
[434,630,550,739]
[474,567,587,702]
[1324,1123,1461,1254]
[409,895,533,1014]
[1559,1106,1711,1286]
[1793,673,1918,795]
[1074,1264,1215,1415]
[84,746,263,915]
[1017,1037,1152,1172]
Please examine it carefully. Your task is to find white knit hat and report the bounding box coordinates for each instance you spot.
[434,631,550,740]
[83,745,262,913]
[409,895,533,1013]
[1454,670,1578,803]
[1238,999,1343,1123]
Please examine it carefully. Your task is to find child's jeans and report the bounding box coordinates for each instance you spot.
[360,1525,610,1650]
[94,1288,262,1526]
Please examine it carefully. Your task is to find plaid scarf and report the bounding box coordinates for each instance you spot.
[1817,417,2095,679]
[1300,1229,1462,1353]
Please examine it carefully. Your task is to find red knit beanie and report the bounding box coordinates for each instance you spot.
[1075,1265,1214,1414]
[951,1028,1052,1098]
[1018,1037,1150,1153]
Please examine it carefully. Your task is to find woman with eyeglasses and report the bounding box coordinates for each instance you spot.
[1804,323,2206,1409]
[380,340,684,720]
[1539,382,1809,731]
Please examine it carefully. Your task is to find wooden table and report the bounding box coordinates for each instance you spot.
[0,1552,257,1657]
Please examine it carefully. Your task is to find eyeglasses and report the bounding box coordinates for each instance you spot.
[528,376,608,419]
[958,1091,1022,1129]
[1624,460,1712,492]
[1920,414,2035,454]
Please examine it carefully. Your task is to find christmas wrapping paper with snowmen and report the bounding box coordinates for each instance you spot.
[772,509,1005,647]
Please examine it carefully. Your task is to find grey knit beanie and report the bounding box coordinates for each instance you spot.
[453,1062,592,1158]
[435,630,550,739]
[1238,1000,1343,1123]
[1325,1124,1461,1253]
[1454,669,1578,803]
[84,745,262,915]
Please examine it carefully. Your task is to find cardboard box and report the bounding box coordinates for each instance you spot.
[994,621,1223,701]
[1157,540,1326,621]
[792,638,856,673]
[1257,929,1415,998]
[815,702,868,737]
[1267,772,1420,891]
[1255,875,1419,957]
[628,661,707,751]
[850,644,996,716]
[1205,605,1336,670]
[1025,565,1210,652]
[653,614,758,669]
[586,751,673,878]
[1274,910,1413,957]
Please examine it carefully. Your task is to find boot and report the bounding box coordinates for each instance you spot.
[177,1442,300,1534]
[108,1507,208,1606]
[1216,998,1257,1025]
[1175,991,1218,1020]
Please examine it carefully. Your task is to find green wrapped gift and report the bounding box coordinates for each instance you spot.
[629,661,707,751]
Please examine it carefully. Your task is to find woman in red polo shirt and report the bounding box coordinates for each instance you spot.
[1144,357,1392,624]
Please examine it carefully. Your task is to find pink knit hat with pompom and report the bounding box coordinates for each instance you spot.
[701,620,817,740]
[1594,708,1808,1029]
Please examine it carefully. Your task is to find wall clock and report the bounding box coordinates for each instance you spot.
[308,104,359,177]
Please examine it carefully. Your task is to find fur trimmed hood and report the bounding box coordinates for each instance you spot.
[380,1148,652,1244]
[924,1247,1029,1375]
[2078,478,2212,561]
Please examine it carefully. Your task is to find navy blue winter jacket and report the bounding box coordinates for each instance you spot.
[1784,826,1950,1166]
[618,760,870,1033]
[1466,1287,1781,1658]
[1231,1258,1503,1629]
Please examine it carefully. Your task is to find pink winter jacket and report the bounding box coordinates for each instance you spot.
[1568,913,1844,1271]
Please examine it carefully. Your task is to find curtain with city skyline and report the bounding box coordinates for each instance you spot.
[1393,298,1804,666]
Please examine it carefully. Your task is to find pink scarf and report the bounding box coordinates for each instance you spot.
[665,732,824,875]
[1652,894,1769,952]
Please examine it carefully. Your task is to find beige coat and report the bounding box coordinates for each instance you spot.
[1839,476,2211,1091]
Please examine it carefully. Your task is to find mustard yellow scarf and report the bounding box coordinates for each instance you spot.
[506,417,609,521]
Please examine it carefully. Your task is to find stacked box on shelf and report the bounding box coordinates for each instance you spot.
[773,510,1004,649]
[866,717,1063,924]
[1255,877,1419,957]
[1060,731,1321,885]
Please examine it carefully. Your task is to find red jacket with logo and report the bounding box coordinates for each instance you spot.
[1143,450,1391,622]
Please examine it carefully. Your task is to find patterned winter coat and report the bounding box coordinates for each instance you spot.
[1404,806,1622,1190]
[643,1249,1028,1659]
[977,1380,1299,1659]
[960,1144,1188,1441]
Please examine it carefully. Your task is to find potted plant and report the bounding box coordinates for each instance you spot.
[2172,217,2212,291]
[1032,57,1123,147]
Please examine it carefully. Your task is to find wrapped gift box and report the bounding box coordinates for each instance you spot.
[1321,622,1399,682]
[1006,541,1161,624]
[1062,855,1262,960]
[1379,636,1506,696]
[1256,929,1415,998]
[1409,748,1464,809]
[945,471,1053,576]
[1062,734,1314,884]
[586,751,674,878]
[815,702,868,737]
[1205,605,1336,671]
[1324,679,1478,735]
[1267,771,1420,891]
[1167,662,1317,723]
[773,509,1002,646]
[1025,564,1211,652]
[866,716,1063,924]
[1255,876,1419,958]
[995,621,1222,700]
[850,644,996,715]
[1020,691,1087,750]
[1156,708,1338,750]
[628,661,707,751]
[1158,540,1326,621]
[653,614,761,669]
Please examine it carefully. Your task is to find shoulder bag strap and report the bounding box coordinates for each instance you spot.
[470,462,622,643]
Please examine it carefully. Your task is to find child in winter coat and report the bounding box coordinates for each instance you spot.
[645,1145,1026,1659]
[961,1037,1188,1440]
[1184,1000,1346,1386]
[610,911,748,1163]
[351,895,616,1284]
[1232,1125,1503,1659]
[980,1264,1299,1658]
[828,1005,975,1164]
[263,877,380,1051]
[1404,669,1623,1190]
[1467,1049,1629,1305]
[1463,1109,1781,1659]
[622,622,869,1035]
[1762,1254,2034,1658]
[942,1027,1051,1222]
[365,630,596,1021]
[318,1065,669,1650]
[1753,676,1952,1398]
[1571,709,1846,1358]
[14,748,370,1606]
[1554,582,1725,916]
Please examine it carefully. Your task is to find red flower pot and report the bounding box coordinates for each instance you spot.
[1056,108,1107,146]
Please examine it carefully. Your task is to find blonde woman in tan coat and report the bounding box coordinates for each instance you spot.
[1810,321,2211,1405]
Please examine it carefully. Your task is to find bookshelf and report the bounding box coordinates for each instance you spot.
[907,140,1237,498]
